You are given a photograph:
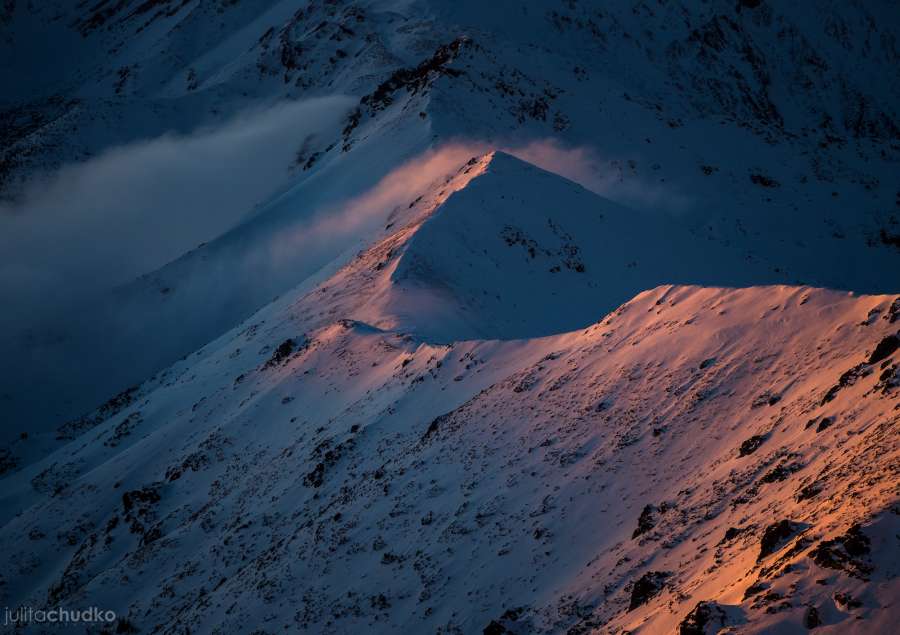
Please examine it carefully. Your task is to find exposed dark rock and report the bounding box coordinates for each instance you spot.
[56,384,140,441]
[303,437,355,488]
[420,413,449,443]
[761,462,802,483]
[804,605,822,629]
[363,37,466,113]
[743,582,768,599]
[113,618,139,633]
[122,486,161,515]
[797,482,823,502]
[263,338,297,369]
[632,504,657,539]
[880,228,900,250]
[678,601,728,634]
[165,450,210,481]
[720,525,750,544]
[822,363,870,404]
[750,173,780,188]
[483,621,508,635]
[758,520,803,560]
[31,461,83,497]
[869,333,899,364]
[341,37,468,148]
[482,607,525,635]
[369,593,390,610]
[834,592,863,609]
[810,524,873,578]
[0,448,19,476]
[303,462,325,488]
[104,411,143,447]
[738,434,767,457]
[120,484,162,541]
[876,364,898,393]
[628,571,670,611]
[887,298,900,323]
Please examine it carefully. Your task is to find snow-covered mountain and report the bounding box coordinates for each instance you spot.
[3,0,900,434]
[1,1,899,633]
[2,179,898,630]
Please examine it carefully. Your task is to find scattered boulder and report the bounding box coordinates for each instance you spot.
[678,601,728,634]
[165,451,210,482]
[804,605,822,629]
[628,571,670,611]
[632,502,674,539]
[483,622,508,635]
[56,384,140,441]
[758,520,803,560]
[886,298,900,323]
[0,448,19,476]
[720,525,750,544]
[632,504,657,539]
[750,173,780,188]
[104,412,143,447]
[868,333,899,364]
[121,484,163,542]
[263,337,307,369]
[743,582,768,599]
[482,607,526,635]
[302,437,355,488]
[420,412,450,443]
[369,593,391,610]
[876,364,898,393]
[821,363,870,404]
[833,592,863,609]
[796,482,823,502]
[122,486,161,515]
[761,462,801,483]
[738,434,768,457]
[809,524,873,578]
[112,618,139,633]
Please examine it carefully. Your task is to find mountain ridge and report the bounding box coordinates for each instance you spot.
[2,3,900,633]
[1,279,897,633]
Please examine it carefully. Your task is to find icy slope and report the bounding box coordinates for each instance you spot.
[1,189,898,633]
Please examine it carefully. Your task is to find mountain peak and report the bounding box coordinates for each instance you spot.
[366,151,776,341]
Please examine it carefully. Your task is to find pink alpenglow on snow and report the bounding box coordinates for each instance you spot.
[2,1,899,634]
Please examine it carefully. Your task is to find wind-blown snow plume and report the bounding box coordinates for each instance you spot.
[0,96,353,326]
[506,139,694,213]
[400,138,694,213]
[268,142,489,262]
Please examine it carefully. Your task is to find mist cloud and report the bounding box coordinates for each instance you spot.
[0,96,354,324]
[267,143,485,262]
[260,138,694,270]
[0,131,688,432]
[504,139,694,214]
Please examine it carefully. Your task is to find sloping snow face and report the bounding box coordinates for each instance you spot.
[1,158,898,632]
[1,2,900,632]
[382,151,773,341]
[3,0,900,439]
